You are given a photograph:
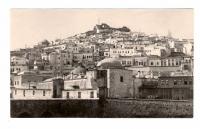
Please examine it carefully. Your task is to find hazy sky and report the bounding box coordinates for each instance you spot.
[11,9,193,50]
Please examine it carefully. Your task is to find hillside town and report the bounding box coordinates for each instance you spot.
[10,23,193,101]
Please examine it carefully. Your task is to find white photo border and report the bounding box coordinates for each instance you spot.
[0,0,199,129]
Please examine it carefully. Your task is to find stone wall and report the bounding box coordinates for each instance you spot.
[103,99,193,118]
[11,99,193,118]
[11,99,100,118]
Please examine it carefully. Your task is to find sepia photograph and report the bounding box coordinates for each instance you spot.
[10,8,193,118]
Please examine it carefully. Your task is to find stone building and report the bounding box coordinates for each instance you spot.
[96,57,134,98]
[10,65,28,74]
[148,55,161,67]
[11,65,99,100]
[11,56,28,65]
[139,74,193,100]
[157,75,193,100]
[62,65,98,99]
[11,76,59,99]
[11,71,53,99]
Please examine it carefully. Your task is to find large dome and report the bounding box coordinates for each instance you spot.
[97,57,122,69]
[71,65,86,75]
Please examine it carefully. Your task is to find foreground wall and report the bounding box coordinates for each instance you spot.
[103,99,193,118]
[11,99,100,118]
[11,99,193,118]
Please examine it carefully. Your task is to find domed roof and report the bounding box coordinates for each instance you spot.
[97,57,122,69]
[71,65,86,75]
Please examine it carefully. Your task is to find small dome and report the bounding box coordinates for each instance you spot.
[71,65,86,75]
[97,57,122,69]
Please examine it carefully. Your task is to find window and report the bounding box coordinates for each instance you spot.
[78,92,81,98]
[135,61,138,66]
[66,92,70,98]
[120,76,124,82]
[43,90,46,96]
[166,80,169,85]
[33,90,35,95]
[189,81,193,85]
[23,90,25,97]
[151,62,154,66]
[174,80,177,85]
[15,90,17,95]
[184,81,188,85]
[122,61,126,65]
[164,61,166,66]
[90,91,94,98]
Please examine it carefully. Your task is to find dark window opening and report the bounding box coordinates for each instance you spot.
[43,90,46,96]
[66,92,70,98]
[90,91,94,98]
[78,92,81,98]
[184,81,188,85]
[120,76,124,82]
[23,90,25,97]
[174,80,177,85]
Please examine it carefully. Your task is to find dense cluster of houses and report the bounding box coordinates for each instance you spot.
[10,23,193,100]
